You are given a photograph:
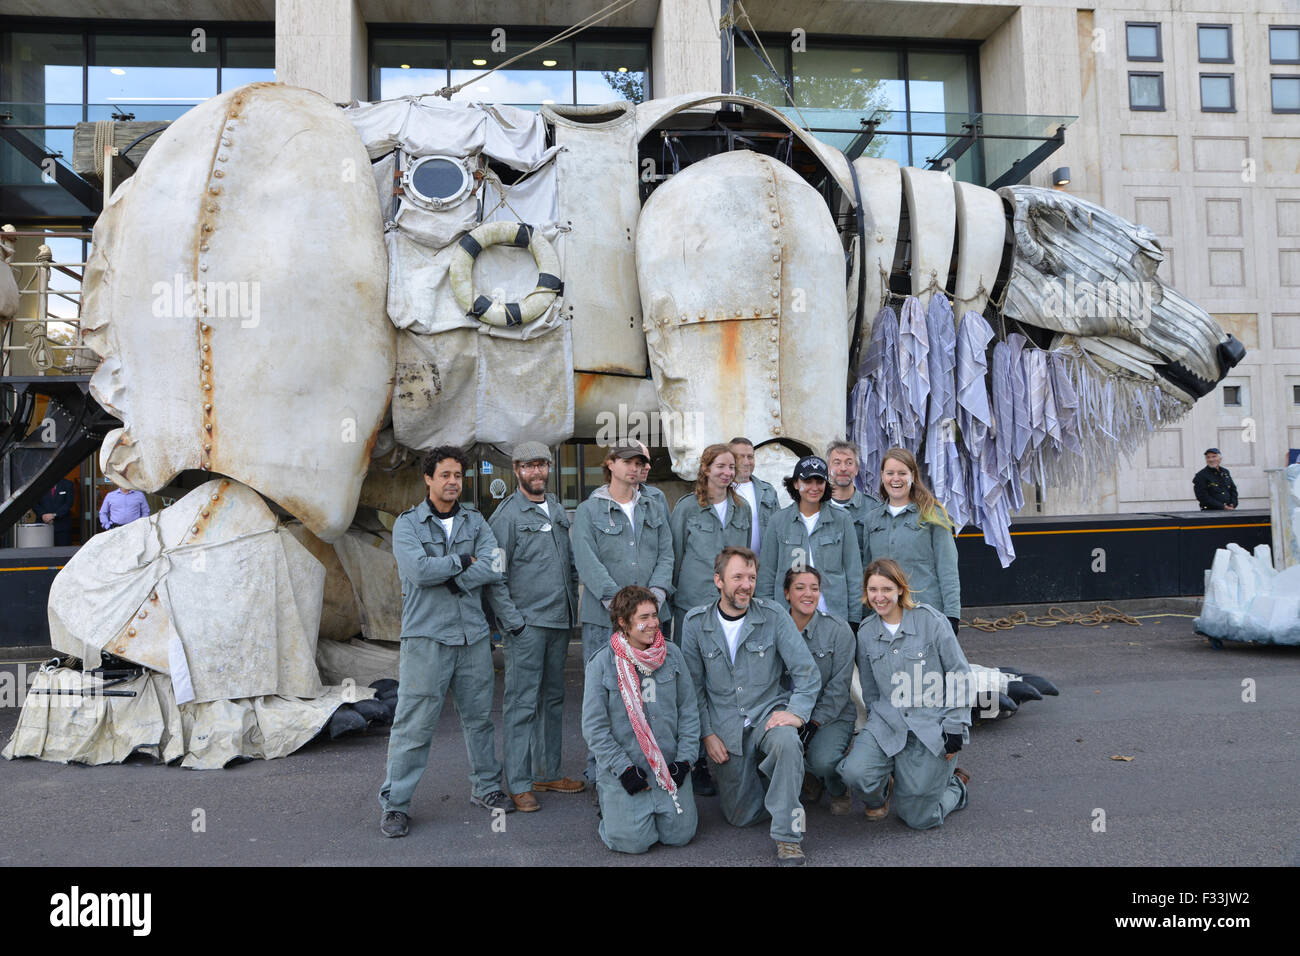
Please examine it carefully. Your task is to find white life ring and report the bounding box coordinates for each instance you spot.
[449,221,562,328]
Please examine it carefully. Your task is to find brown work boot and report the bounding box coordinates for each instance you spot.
[800,772,824,804]
[776,841,806,866]
[953,767,971,785]
[829,793,852,816]
[534,777,585,793]
[509,791,540,812]
[864,774,892,821]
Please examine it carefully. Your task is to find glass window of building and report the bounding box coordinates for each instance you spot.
[1128,72,1165,110]
[1199,74,1235,112]
[371,32,649,105]
[89,33,219,122]
[1,26,273,189]
[1,32,84,186]
[1273,75,1300,113]
[449,35,575,105]
[1126,23,1162,61]
[1269,26,1300,64]
[734,42,789,108]
[1197,25,1232,63]
[734,40,977,175]
[575,40,648,104]
[371,36,449,100]
[222,36,276,88]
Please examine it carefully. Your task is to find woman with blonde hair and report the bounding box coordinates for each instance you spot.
[836,559,971,829]
[863,447,961,633]
[669,444,753,640]
[668,443,752,797]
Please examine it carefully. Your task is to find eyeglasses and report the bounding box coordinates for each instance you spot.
[517,462,550,472]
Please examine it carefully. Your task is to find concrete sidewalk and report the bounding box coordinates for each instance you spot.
[1,613,1296,866]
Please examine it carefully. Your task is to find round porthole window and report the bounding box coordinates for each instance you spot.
[403,155,473,209]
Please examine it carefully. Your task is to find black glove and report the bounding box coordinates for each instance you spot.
[798,720,820,748]
[619,765,649,795]
[944,732,963,755]
[667,760,691,787]
[444,576,463,595]
[454,548,475,569]
[508,625,526,638]
[948,616,960,636]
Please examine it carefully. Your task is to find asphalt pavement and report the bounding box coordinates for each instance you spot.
[1,612,1296,867]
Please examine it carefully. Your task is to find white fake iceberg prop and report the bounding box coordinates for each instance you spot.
[1195,543,1300,646]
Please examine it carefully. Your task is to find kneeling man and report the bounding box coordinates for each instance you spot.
[583,586,699,854]
[681,547,821,866]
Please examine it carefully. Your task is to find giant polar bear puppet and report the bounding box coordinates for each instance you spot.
[5,83,1240,767]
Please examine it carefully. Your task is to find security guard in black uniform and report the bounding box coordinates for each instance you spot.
[1193,448,1239,511]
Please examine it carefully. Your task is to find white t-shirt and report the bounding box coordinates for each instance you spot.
[717,610,751,727]
[617,498,636,532]
[712,500,728,525]
[718,611,746,663]
[829,497,849,510]
[882,619,902,637]
[797,511,828,612]
[888,503,908,517]
[535,499,550,517]
[439,516,455,541]
[735,481,760,551]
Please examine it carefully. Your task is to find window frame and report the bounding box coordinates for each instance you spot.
[1125,21,1163,62]
[366,24,653,105]
[1272,74,1300,114]
[1128,71,1166,111]
[1196,23,1233,64]
[1221,385,1242,407]
[1199,73,1236,113]
[0,17,276,106]
[1269,25,1300,65]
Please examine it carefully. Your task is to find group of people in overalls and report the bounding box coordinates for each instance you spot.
[378,436,971,866]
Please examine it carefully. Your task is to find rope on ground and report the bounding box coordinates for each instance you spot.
[965,604,1142,632]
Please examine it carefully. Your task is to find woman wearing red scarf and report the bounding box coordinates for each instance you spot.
[581,586,701,854]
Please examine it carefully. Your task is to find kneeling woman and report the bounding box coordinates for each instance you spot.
[837,559,971,829]
[582,585,700,853]
[784,568,857,815]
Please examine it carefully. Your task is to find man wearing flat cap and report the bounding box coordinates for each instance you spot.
[487,441,585,812]
[1193,448,1238,511]
[572,444,676,785]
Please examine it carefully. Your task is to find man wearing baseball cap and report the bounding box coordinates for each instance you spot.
[487,441,585,811]
[1193,448,1238,511]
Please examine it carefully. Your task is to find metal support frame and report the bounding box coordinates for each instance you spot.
[0,376,120,539]
[924,120,981,171]
[0,119,102,215]
[988,124,1068,190]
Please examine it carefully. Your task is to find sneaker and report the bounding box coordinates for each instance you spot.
[509,791,540,812]
[776,841,806,866]
[534,777,585,793]
[953,767,971,785]
[470,790,516,813]
[692,763,718,797]
[800,772,824,804]
[379,810,409,838]
[829,793,852,816]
